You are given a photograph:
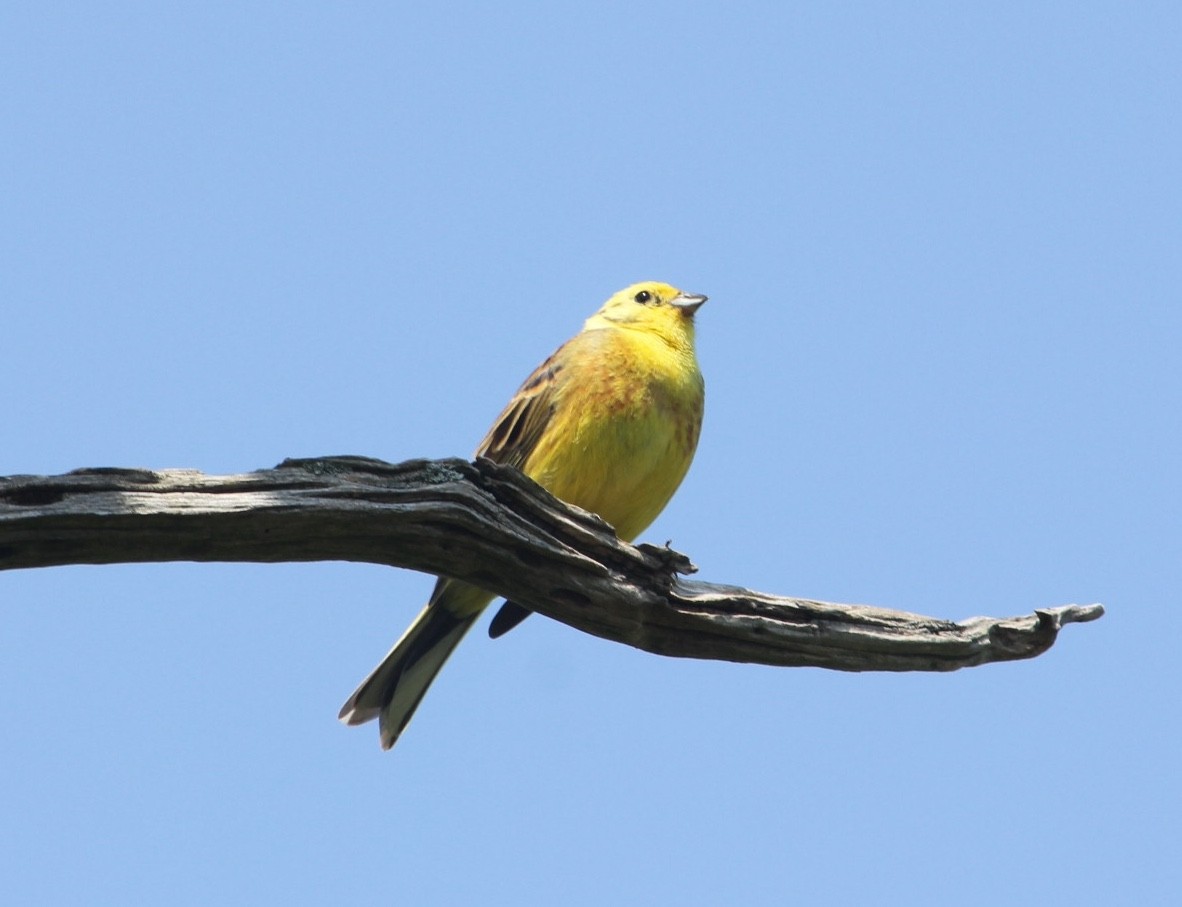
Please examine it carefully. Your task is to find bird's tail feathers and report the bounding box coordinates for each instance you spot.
[338,602,480,750]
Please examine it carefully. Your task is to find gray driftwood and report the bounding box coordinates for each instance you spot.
[0,456,1103,671]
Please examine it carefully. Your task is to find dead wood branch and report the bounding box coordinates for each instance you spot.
[0,456,1103,670]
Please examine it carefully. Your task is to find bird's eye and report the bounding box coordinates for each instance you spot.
[634,290,653,304]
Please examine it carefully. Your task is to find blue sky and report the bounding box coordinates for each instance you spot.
[2,3,1178,904]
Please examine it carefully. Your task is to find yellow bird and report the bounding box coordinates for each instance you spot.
[339,281,707,749]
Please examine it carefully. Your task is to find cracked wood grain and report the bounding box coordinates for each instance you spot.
[0,456,1103,671]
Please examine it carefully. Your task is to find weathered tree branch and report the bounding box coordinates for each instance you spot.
[0,456,1102,671]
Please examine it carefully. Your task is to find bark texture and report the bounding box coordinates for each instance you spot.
[0,456,1103,670]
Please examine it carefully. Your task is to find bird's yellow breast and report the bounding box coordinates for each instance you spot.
[521,326,703,542]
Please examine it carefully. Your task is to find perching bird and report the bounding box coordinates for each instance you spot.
[339,281,706,749]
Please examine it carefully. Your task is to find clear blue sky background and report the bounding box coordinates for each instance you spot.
[2,3,1178,904]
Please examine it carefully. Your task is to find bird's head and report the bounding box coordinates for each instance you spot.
[584,282,707,346]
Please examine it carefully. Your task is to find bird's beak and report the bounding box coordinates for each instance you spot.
[671,292,707,316]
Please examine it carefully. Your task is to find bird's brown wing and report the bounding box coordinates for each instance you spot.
[487,600,532,638]
[474,346,566,467]
[474,339,576,638]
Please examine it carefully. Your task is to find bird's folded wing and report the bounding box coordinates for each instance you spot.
[475,348,565,468]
